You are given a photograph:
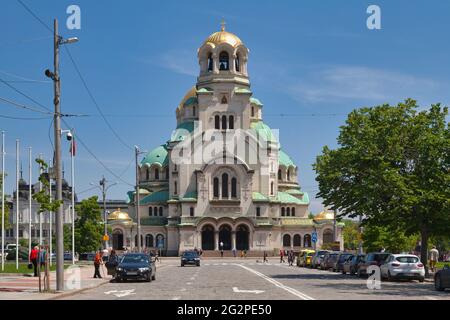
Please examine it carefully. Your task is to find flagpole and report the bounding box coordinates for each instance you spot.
[49,161,52,267]
[28,147,32,261]
[70,132,75,265]
[39,154,43,246]
[1,131,5,271]
[15,139,19,270]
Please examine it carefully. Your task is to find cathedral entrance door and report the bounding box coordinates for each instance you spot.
[218,225,232,250]
[201,225,215,250]
[112,230,124,250]
[236,225,250,251]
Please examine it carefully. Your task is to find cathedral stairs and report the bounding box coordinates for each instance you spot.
[200,250,276,258]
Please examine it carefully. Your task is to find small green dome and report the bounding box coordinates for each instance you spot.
[279,150,296,167]
[141,145,169,167]
[170,121,195,142]
[250,121,277,143]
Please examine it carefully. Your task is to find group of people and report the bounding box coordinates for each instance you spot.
[28,246,48,277]
[279,249,296,266]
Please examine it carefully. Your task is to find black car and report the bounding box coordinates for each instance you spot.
[435,265,450,291]
[343,254,366,275]
[357,252,390,277]
[334,253,354,272]
[116,253,156,282]
[181,251,200,267]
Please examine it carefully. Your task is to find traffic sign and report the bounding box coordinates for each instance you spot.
[311,232,317,243]
[103,234,109,241]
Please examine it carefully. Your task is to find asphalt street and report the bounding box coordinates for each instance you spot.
[61,258,450,300]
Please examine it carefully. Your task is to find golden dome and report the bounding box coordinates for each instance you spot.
[203,22,243,48]
[107,208,132,222]
[177,86,197,112]
[314,211,335,221]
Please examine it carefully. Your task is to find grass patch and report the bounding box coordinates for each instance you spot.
[436,262,449,270]
[0,263,69,273]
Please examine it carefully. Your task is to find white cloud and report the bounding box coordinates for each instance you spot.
[160,50,198,77]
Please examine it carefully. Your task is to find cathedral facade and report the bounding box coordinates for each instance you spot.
[109,25,344,256]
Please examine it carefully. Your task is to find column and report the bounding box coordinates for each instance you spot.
[214,231,219,250]
[231,231,236,250]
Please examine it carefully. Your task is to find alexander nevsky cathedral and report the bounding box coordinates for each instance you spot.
[107,24,344,256]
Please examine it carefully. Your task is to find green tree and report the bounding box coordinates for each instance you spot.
[362,224,419,253]
[74,196,103,253]
[0,174,10,230]
[342,220,361,251]
[314,100,450,273]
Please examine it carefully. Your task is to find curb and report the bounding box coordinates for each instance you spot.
[48,279,110,300]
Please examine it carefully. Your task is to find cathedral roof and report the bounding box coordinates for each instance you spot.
[250,121,278,143]
[177,87,197,112]
[279,150,296,167]
[203,29,243,48]
[141,145,169,167]
[277,191,309,205]
[170,121,195,142]
[140,189,170,205]
[107,208,132,222]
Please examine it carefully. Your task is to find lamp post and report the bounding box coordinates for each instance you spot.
[91,177,116,249]
[44,19,78,291]
[134,146,147,252]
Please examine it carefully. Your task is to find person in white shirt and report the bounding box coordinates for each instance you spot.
[429,246,439,273]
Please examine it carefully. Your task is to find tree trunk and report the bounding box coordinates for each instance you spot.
[420,229,429,277]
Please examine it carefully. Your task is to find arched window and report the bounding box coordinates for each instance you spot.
[293,234,301,247]
[215,115,220,129]
[174,181,177,195]
[193,106,196,117]
[292,207,295,216]
[281,207,285,216]
[286,207,290,217]
[283,234,291,247]
[323,229,334,244]
[154,207,158,216]
[235,54,240,72]
[270,182,274,195]
[207,53,213,72]
[221,115,227,129]
[304,234,312,248]
[229,115,234,129]
[145,234,154,247]
[219,51,229,70]
[278,169,282,180]
[231,177,237,198]
[154,168,159,180]
[213,177,219,198]
[159,207,163,216]
[251,106,254,117]
[256,207,261,217]
[148,207,152,217]
[222,173,229,198]
[190,207,194,217]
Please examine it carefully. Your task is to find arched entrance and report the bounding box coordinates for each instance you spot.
[236,225,249,251]
[112,229,124,250]
[201,225,215,250]
[323,229,333,244]
[219,225,232,250]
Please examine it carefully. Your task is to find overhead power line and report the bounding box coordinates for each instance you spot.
[0,96,52,114]
[0,114,51,120]
[15,0,53,33]
[0,70,51,83]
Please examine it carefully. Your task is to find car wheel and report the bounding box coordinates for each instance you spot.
[342,270,346,275]
[387,270,393,282]
[418,277,424,283]
[146,274,152,282]
[435,275,444,291]
[181,263,184,267]
[152,274,156,281]
[196,263,200,267]
[357,269,362,278]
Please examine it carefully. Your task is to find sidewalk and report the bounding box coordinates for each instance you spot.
[0,264,110,300]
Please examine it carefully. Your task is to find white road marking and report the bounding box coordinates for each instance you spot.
[172,296,181,300]
[180,288,187,292]
[190,277,195,280]
[234,264,315,300]
[205,263,210,266]
[105,289,136,298]
[232,287,265,294]
[186,282,192,285]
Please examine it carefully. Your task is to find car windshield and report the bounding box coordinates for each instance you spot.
[121,255,149,264]
[183,252,198,258]
[339,255,352,262]
[369,254,390,262]
[395,256,419,263]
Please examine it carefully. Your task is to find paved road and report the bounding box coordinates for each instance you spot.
[61,258,450,300]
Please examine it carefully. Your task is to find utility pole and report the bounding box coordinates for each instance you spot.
[15,139,19,270]
[135,146,142,252]
[44,19,78,292]
[28,147,32,260]
[1,131,5,271]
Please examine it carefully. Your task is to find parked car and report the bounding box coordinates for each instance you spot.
[181,250,200,267]
[334,253,354,272]
[116,253,155,282]
[310,250,330,269]
[380,254,425,282]
[357,252,390,277]
[434,265,450,291]
[297,249,315,267]
[343,254,366,275]
[320,252,340,270]
[79,252,96,261]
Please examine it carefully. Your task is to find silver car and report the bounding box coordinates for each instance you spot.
[380,254,425,282]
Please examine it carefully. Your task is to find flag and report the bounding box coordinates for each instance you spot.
[70,137,76,157]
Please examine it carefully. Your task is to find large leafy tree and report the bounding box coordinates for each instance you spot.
[314,99,450,272]
[74,196,104,253]
[362,224,419,253]
[342,220,361,251]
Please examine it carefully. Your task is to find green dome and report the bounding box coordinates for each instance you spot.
[250,121,277,143]
[141,145,169,167]
[170,121,195,142]
[279,150,296,167]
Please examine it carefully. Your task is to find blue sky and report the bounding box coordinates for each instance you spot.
[1,0,449,213]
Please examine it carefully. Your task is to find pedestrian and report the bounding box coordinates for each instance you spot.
[232,248,236,258]
[106,249,119,279]
[244,250,247,258]
[154,250,160,262]
[429,246,439,273]
[263,251,268,263]
[29,246,39,277]
[39,245,46,268]
[93,249,103,278]
[240,250,244,258]
[280,249,285,263]
[220,249,224,258]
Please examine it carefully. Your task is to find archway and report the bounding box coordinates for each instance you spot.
[236,225,249,251]
[145,234,154,248]
[304,234,312,248]
[112,229,124,250]
[283,234,291,247]
[293,234,301,247]
[219,225,232,250]
[201,225,215,250]
[323,229,333,244]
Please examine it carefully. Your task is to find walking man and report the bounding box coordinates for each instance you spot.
[93,249,103,278]
[280,249,285,263]
[29,246,39,277]
[263,251,268,263]
[429,246,439,273]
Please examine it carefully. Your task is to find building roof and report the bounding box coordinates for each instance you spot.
[279,150,296,167]
[203,28,243,48]
[250,121,278,143]
[170,121,195,142]
[140,190,170,205]
[281,218,314,226]
[277,191,309,205]
[141,145,169,167]
[107,208,132,222]
[252,192,269,202]
[249,97,263,106]
[177,87,197,112]
[314,211,335,221]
